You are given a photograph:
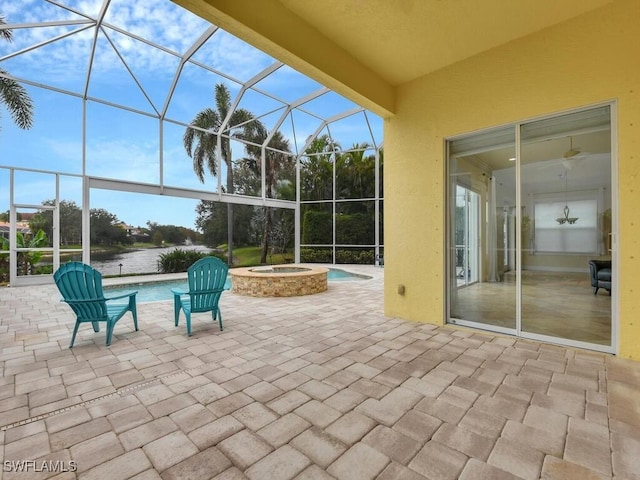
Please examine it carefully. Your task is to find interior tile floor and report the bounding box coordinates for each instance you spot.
[453,271,612,345]
[0,265,639,479]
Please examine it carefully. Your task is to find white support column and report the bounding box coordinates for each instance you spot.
[374,147,381,265]
[295,155,301,263]
[82,177,91,264]
[53,174,60,272]
[9,169,16,286]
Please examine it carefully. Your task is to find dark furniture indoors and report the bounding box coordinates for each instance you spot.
[589,260,611,295]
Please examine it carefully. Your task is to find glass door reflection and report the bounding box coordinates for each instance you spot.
[448,127,517,332]
[455,186,479,287]
[519,108,612,346]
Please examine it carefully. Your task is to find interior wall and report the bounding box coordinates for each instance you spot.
[384,0,640,358]
[521,183,611,271]
[455,158,491,282]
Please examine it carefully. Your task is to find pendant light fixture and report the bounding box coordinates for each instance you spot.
[556,171,578,225]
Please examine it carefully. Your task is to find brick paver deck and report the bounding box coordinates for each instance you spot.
[1,265,639,479]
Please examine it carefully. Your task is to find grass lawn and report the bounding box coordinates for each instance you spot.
[231,246,293,267]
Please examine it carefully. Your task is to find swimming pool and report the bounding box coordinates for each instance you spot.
[327,268,371,281]
[104,267,370,303]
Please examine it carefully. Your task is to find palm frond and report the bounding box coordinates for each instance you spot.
[214,84,232,119]
[0,71,34,130]
[192,146,206,182]
[183,108,220,181]
[0,15,13,42]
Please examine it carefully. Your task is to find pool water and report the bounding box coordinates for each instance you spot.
[105,268,370,303]
[249,266,312,274]
[327,268,370,281]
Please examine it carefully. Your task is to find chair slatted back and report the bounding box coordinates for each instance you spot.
[187,257,229,313]
[54,262,108,321]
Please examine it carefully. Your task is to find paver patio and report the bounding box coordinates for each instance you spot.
[1,265,639,479]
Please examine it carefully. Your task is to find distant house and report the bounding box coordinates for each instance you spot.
[115,222,134,235]
[115,222,150,243]
[0,221,31,241]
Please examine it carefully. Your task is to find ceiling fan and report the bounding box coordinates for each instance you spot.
[563,136,582,159]
[561,136,588,170]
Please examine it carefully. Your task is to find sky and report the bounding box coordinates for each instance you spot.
[0,0,383,229]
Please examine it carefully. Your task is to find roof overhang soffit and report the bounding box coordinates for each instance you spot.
[172,0,396,118]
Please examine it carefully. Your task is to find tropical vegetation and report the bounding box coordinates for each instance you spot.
[242,124,295,263]
[298,137,382,264]
[0,229,49,281]
[2,77,382,278]
[185,88,383,267]
[0,14,34,131]
[157,248,224,273]
[183,83,262,266]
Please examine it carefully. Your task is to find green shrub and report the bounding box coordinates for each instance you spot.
[302,210,374,246]
[34,265,54,275]
[302,210,332,244]
[157,249,226,273]
[336,213,374,245]
[336,249,375,264]
[300,248,375,265]
[300,248,332,263]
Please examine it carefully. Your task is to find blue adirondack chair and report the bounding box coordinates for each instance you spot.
[54,262,138,348]
[172,256,229,336]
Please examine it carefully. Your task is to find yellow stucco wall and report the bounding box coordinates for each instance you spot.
[384,0,640,358]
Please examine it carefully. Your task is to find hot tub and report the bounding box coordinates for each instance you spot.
[229,264,329,297]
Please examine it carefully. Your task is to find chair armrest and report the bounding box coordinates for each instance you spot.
[62,298,107,305]
[589,260,611,270]
[171,288,187,296]
[105,291,138,301]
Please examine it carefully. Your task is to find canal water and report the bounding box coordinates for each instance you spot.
[89,245,213,276]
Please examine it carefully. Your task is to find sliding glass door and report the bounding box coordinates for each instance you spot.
[519,108,612,346]
[447,105,614,351]
[448,126,517,332]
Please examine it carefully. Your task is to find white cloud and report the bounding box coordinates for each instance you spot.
[0,1,381,230]
[85,136,159,182]
[1,0,283,110]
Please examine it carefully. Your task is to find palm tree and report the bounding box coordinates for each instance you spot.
[0,14,34,131]
[300,134,340,201]
[243,123,293,263]
[0,229,48,276]
[336,142,375,200]
[183,83,259,265]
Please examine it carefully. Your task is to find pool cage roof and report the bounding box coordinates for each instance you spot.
[0,0,383,208]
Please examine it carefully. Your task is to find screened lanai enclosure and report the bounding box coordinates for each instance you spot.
[0,0,383,286]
